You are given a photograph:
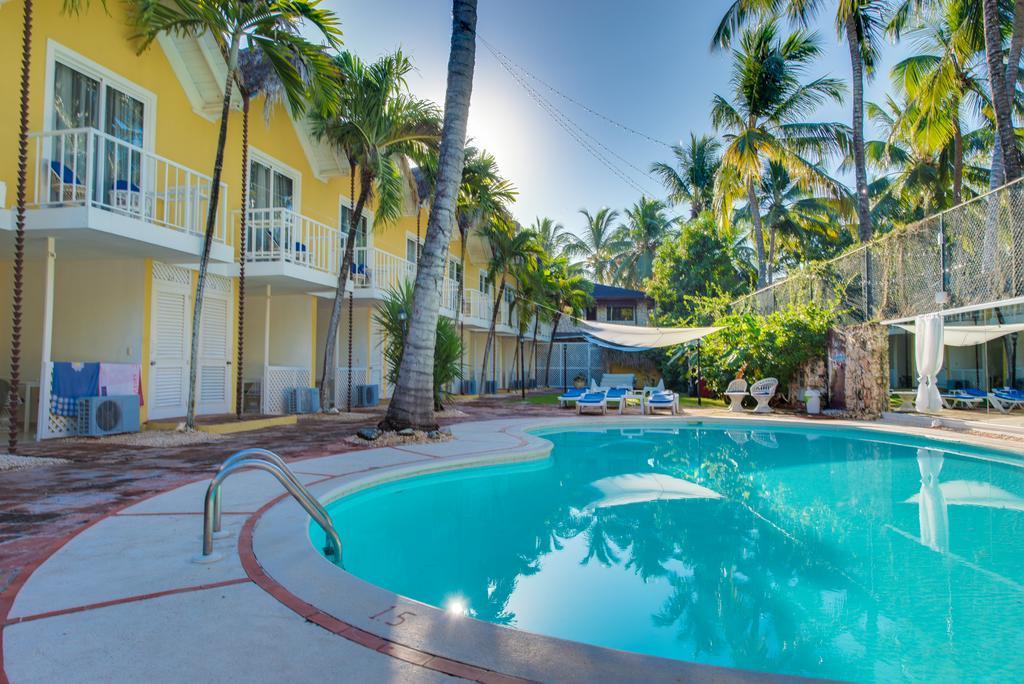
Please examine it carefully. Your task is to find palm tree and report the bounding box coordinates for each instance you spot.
[529,216,573,256]
[133,0,341,430]
[543,259,592,387]
[714,0,889,243]
[7,1,116,451]
[477,220,541,395]
[566,208,621,283]
[982,0,1023,181]
[381,0,478,431]
[312,50,441,409]
[612,197,678,288]
[710,21,848,288]
[650,133,722,218]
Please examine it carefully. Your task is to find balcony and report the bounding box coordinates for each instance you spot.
[351,249,460,317]
[26,127,232,263]
[243,207,340,291]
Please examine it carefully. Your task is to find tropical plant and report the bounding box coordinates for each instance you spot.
[382,0,478,431]
[650,133,722,218]
[714,0,890,244]
[374,282,462,411]
[477,220,542,394]
[529,216,573,256]
[612,196,678,288]
[312,49,441,409]
[543,259,593,386]
[981,0,1023,181]
[132,0,342,430]
[566,207,622,283]
[710,21,848,288]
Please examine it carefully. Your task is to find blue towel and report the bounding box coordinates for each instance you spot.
[51,362,100,416]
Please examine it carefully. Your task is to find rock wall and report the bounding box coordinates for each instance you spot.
[828,323,890,418]
[788,356,828,407]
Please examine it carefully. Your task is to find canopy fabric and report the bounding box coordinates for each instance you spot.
[584,473,722,510]
[915,313,945,414]
[896,322,1024,347]
[578,320,721,351]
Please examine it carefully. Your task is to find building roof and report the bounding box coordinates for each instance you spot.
[589,283,651,301]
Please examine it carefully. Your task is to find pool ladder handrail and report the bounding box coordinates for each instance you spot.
[201,448,342,563]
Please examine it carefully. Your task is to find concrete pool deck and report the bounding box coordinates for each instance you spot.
[2,412,1023,683]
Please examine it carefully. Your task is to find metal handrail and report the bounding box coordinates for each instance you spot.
[201,453,342,564]
[211,447,314,532]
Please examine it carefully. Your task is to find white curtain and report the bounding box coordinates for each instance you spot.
[914,313,944,413]
[915,448,948,553]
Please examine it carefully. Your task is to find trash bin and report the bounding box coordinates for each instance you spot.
[804,389,822,415]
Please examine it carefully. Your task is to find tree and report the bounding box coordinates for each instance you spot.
[529,216,573,256]
[312,50,441,409]
[647,213,754,323]
[710,21,848,288]
[650,133,722,218]
[982,0,1023,181]
[382,0,478,431]
[566,208,622,283]
[714,0,889,243]
[612,197,678,288]
[542,259,592,387]
[477,220,542,395]
[133,0,342,429]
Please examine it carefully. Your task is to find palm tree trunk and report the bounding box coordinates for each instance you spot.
[319,166,372,408]
[235,93,250,418]
[510,329,520,393]
[529,314,539,383]
[185,35,240,430]
[7,0,33,452]
[456,225,467,390]
[845,18,874,242]
[544,312,562,387]
[766,226,777,286]
[381,0,478,431]
[984,0,1022,181]
[952,119,963,205]
[479,277,505,395]
[746,180,767,288]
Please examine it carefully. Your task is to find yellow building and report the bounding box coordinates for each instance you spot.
[0,2,548,439]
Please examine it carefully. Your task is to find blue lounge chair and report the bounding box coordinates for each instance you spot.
[991,388,1024,413]
[942,389,985,410]
[605,387,630,414]
[576,391,607,416]
[645,391,679,415]
[49,160,86,203]
[557,387,586,408]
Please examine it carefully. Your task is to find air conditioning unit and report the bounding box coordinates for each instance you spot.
[460,379,476,395]
[77,396,140,437]
[287,387,320,414]
[483,380,497,394]
[354,384,379,407]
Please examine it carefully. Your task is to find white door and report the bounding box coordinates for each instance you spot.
[149,268,191,420]
[197,278,232,415]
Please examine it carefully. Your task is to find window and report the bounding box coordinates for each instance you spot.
[607,305,635,322]
[406,236,421,264]
[341,204,368,266]
[447,258,462,283]
[479,270,490,294]
[585,306,597,321]
[250,160,295,210]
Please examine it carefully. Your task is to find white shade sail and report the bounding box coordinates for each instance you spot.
[579,320,721,351]
[896,322,1024,347]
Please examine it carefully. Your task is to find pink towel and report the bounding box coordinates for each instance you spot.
[99,363,144,406]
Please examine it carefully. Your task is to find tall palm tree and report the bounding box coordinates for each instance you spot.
[529,216,573,256]
[133,0,342,429]
[982,0,1023,181]
[477,220,541,395]
[612,197,678,288]
[382,0,478,431]
[714,0,889,243]
[543,259,592,387]
[8,0,106,451]
[566,208,621,283]
[312,50,441,409]
[650,133,722,218]
[710,22,848,288]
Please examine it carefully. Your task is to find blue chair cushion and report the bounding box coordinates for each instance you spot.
[559,388,585,399]
[607,388,628,399]
[579,392,605,403]
[50,160,82,185]
[113,179,141,192]
[649,392,675,403]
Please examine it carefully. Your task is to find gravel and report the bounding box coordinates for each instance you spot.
[0,453,71,471]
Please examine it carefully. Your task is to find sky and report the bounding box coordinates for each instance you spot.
[326,0,912,239]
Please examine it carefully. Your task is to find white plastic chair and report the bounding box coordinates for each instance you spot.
[750,378,778,414]
[576,391,608,415]
[724,378,748,412]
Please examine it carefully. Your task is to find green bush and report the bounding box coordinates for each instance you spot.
[698,302,839,395]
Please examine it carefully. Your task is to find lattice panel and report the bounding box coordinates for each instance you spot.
[153,262,192,285]
[205,273,232,294]
[263,366,310,415]
[334,367,370,408]
[38,363,78,439]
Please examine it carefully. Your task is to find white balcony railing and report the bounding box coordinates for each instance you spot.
[244,207,339,275]
[462,288,494,323]
[351,247,415,292]
[32,127,230,244]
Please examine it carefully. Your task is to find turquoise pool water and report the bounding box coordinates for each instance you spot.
[315,423,1024,681]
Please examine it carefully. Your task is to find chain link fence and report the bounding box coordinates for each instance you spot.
[732,178,1024,322]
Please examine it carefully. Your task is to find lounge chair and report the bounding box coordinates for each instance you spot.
[645,391,679,415]
[724,378,748,412]
[576,391,607,415]
[49,160,87,203]
[605,387,629,414]
[941,389,985,410]
[641,379,665,397]
[990,388,1024,413]
[600,373,635,390]
[750,378,778,414]
[557,387,586,408]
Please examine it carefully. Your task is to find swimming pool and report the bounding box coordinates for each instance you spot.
[314,422,1024,681]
